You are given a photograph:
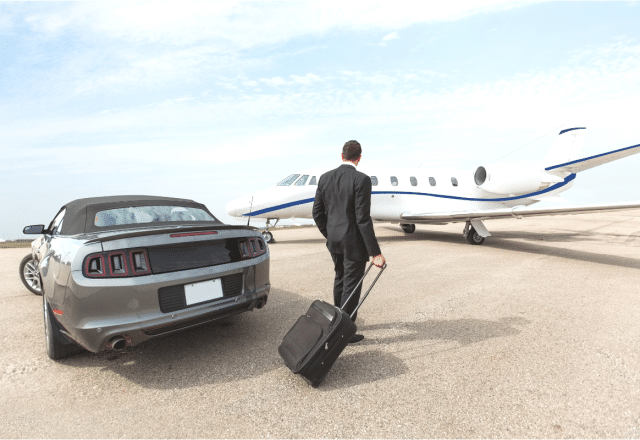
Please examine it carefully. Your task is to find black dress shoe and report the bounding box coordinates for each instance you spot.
[349,334,364,344]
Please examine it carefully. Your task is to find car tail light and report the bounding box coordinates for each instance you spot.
[85,255,105,277]
[170,231,218,238]
[239,240,252,259]
[108,252,128,276]
[239,237,267,259]
[83,248,152,278]
[130,249,151,275]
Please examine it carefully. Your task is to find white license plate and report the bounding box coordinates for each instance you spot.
[184,278,224,305]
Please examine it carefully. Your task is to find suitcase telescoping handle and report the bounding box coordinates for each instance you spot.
[342,262,387,319]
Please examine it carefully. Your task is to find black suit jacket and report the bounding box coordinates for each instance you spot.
[312,164,381,262]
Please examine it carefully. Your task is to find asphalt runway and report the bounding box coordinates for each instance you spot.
[1,211,639,438]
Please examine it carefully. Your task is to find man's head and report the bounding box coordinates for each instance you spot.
[342,140,362,164]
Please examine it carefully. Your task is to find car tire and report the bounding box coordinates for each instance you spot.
[19,254,42,295]
[43,295,84,360]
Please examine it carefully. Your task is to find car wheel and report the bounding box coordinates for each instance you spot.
[19,254,42,295]
[43,295,84,360]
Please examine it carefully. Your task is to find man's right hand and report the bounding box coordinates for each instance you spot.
[372,254,385,268]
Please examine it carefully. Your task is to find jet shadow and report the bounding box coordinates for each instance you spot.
[379,227,640,270]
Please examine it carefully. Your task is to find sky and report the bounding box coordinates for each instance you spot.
[1,1,640,239]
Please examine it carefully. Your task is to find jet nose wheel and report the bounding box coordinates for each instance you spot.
[400,224,416,234]
[262,230,275,243]
[466,227,485,245]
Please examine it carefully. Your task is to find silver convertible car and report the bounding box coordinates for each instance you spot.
[23,195,270,360]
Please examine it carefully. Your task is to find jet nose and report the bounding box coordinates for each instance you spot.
[226,196,252,218]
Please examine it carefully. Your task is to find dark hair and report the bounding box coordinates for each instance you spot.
[342,140,362,161]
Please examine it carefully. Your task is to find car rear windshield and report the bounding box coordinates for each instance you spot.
[94,206,216,227]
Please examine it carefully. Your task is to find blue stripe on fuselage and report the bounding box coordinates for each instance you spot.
[546,143,640,171]
[241,173,576,216]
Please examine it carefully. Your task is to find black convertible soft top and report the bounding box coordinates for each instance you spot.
[59,195,222,235]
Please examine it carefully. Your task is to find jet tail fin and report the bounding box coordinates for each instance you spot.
[542,127,586,170]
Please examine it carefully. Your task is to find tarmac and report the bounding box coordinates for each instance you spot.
[1,211,639,438]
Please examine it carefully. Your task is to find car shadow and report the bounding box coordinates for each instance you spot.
[60,288,312,390]
[59,287,530,391]
[379,227,640,270]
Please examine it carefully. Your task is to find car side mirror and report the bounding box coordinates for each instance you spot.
[23,225,45,235]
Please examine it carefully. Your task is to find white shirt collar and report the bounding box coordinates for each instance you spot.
[342,161,357,168]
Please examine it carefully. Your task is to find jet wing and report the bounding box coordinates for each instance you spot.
[546,143,640,174]
[401,201,640,223]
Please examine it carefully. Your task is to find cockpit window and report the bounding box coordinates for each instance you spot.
[277,174,300,186]
[294,175,309,186]
[309,176,317,185]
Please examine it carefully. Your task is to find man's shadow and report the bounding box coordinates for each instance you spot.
[359,316,530,348]
[58,288,530,391]
[308,317,530,390]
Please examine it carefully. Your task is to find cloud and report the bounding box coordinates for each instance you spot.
[8,1,537,99]
[4,39,639,176]
[378,31,400,46]
[23,1,536,48]
[382,31,400,42]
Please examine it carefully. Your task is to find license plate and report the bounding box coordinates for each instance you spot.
[184,278,224,305]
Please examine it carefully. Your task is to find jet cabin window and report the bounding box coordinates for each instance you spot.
[309,176,317,185]
[390,176,398,186]
[410,176,418,186]
[277,174,300,186]
[429,177,436,186]
[294,175,309,186]
[371,176,378,186]
[451,177,459,187]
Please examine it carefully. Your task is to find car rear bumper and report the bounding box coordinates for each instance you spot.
[56,257,270,353]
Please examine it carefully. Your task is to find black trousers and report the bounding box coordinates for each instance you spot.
[330,252,367,322]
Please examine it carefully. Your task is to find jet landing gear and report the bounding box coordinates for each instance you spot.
[466,227,485,245]
[262,219,278,244]
[463,221,488,245]
[400,224,416,234]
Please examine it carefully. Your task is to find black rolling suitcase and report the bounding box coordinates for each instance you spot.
[278,262,386,387]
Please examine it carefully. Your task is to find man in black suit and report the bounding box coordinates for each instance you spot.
[313,140,385,344]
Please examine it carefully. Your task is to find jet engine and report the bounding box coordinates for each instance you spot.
[473,165,564,196]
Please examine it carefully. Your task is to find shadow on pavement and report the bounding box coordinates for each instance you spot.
[320,350,410,390]
[359,316,530,347]
[59,288,312,390]
[379,227,640,269]
[302,317,529,390]
[57,286,528,391]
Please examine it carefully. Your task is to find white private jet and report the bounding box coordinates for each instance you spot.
[226,128,640,244]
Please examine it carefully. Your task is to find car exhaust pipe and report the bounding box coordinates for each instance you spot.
[107,336,127,351]
[256,299,266,309]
